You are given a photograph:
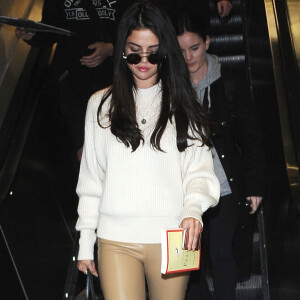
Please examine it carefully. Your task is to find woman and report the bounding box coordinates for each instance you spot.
[75,2,220,300]
[174,10,264,300]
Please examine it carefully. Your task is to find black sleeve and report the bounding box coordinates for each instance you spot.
[224,69,265,197]
[27,0,63,48]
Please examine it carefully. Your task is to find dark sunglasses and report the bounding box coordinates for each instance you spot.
[122,52,159,65]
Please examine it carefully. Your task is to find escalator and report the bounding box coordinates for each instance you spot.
[0,0,300,299]
[204,1,270,299]
[210,1,300,300]
[0,48,79,299]
[0,3,79,298]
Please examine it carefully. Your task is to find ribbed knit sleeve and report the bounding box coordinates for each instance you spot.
[179,140,220,226]
[75,91,106,260]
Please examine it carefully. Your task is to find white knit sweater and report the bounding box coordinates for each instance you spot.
[76,83,220,260]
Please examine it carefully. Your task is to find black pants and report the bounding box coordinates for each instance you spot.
[188,193,238,300]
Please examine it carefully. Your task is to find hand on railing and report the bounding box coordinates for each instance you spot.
[15,27,36,41]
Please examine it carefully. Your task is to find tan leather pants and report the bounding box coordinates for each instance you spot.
[98,238,190,300]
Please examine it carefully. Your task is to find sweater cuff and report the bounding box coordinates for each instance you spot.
[179,206,204,227]
[77,229,97,260]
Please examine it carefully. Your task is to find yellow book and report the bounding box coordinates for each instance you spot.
[161,228,202,274]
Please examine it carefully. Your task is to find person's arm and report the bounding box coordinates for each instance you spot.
[75,92,106,275]
[216,0,233,18]
[80,42,114,68]
[232,72,265,213]
[179,140,220,250]
[79,1,132,68]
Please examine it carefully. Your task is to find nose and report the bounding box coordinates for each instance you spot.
[141,55,148,63]
[184,50,192,61]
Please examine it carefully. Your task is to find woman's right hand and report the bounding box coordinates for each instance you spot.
[15,28,36,41]
[180,217,202,251]
[77,260,98,277]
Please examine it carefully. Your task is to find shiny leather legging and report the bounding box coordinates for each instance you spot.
[98,238,190,300]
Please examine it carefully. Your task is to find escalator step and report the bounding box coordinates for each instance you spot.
[210,34,244,55]
[236,275,263,300]
[206,274,263,300]
[210,15,243,34]
[218,55,245,69]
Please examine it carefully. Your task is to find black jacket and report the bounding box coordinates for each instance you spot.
[208,68,265,199]
[28,0,133,84]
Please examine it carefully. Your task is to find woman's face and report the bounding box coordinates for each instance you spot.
[124,29,159,88]
[177,31,210,76]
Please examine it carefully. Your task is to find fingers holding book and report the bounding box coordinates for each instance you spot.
[180,217,202,251]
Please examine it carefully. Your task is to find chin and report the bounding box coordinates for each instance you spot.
[189,67,199,74]
[187,64,196,71]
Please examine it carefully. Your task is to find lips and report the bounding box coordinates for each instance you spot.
[187,63,195,68]
[138,66,149,72]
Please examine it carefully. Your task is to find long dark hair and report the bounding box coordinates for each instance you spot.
[173,9,209,41]
[98,0,211,152]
